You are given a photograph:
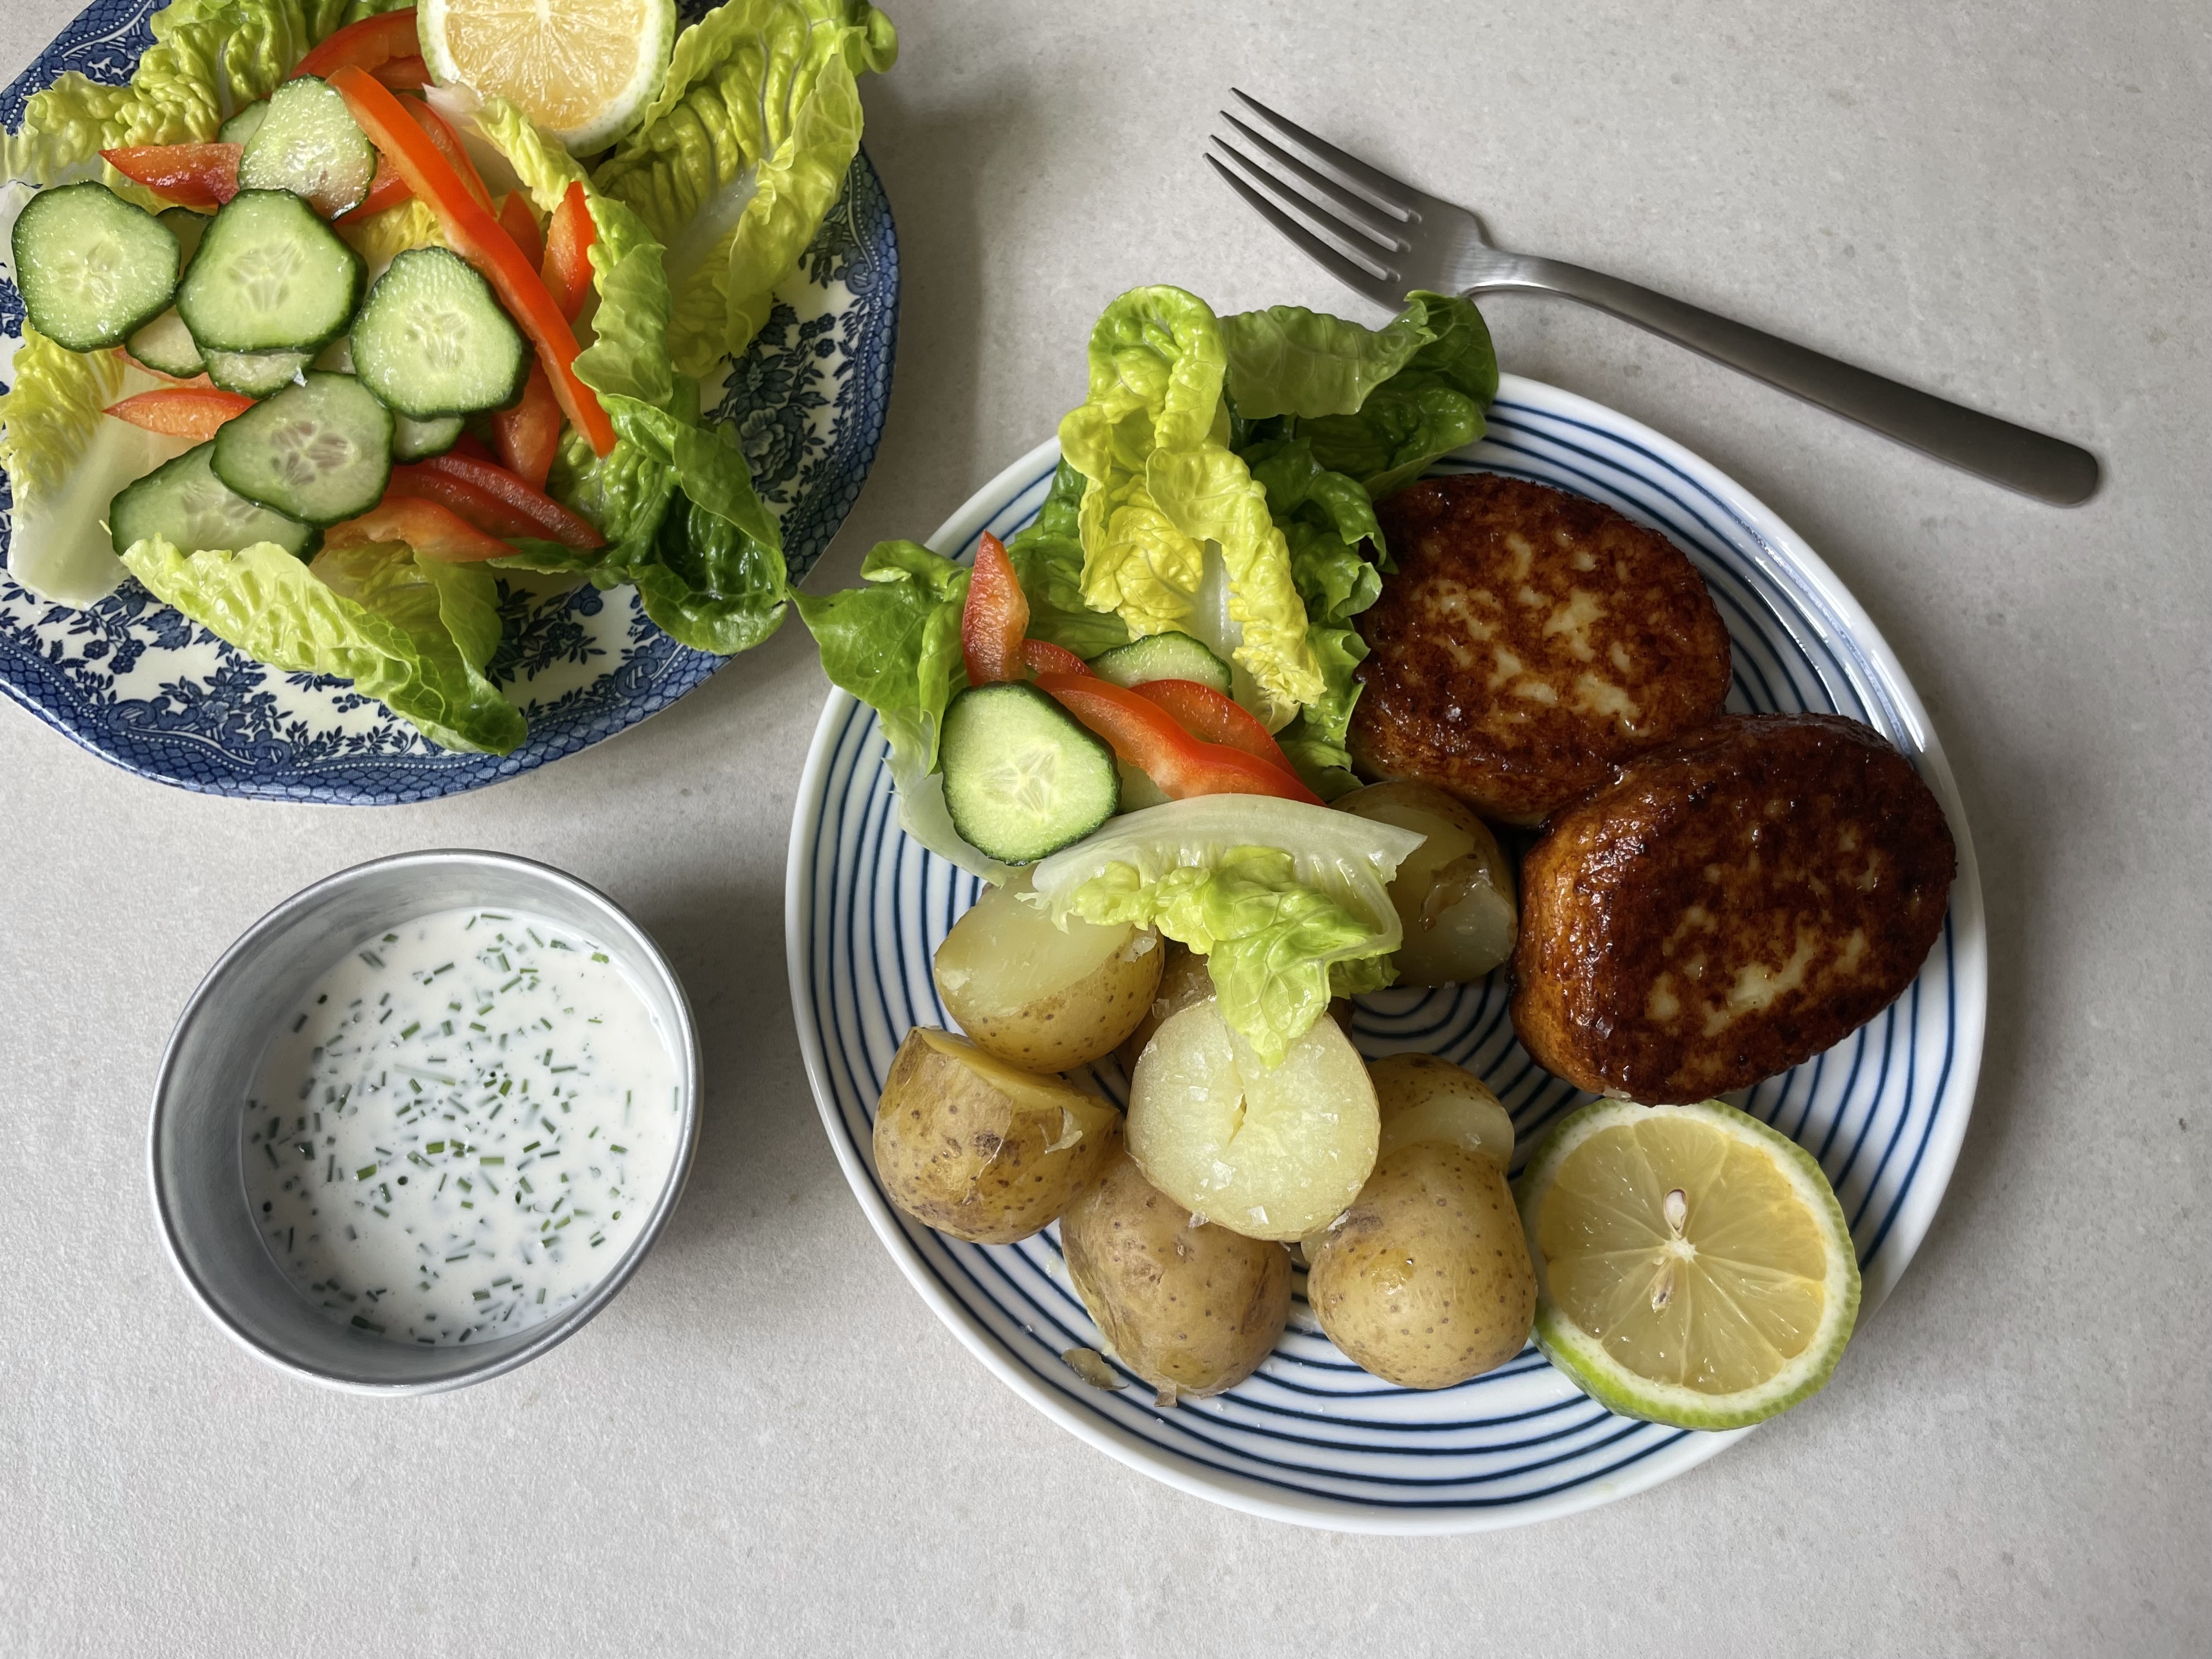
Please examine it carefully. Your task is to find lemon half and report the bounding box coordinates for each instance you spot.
[1515,1098,1861,1430]
[418,0,676,153]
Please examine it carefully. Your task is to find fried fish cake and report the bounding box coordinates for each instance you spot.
[1511,714,1956,1103]
[1349,473,1732,825]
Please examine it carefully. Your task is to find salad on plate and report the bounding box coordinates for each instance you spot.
[0,0,896,753]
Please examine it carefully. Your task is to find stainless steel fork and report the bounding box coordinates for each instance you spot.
[1210,91,2099,506]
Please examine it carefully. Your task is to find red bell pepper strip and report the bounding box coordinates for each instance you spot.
[490,365,561,490]
[1020,639,1089,678]
[386,465,545,540]
[961,532,1027,684]
[104,387,254,441]
[448,432,498,464]
[394,92,494,213]
[327,496,512,564]
[496,193,544,269]
[371,55,432,92]
[416,452,603,548]
[540,182,595,321]
[292,10,420,82]
[1131,678,1302,781]
[1033,673,1323,804]
[333,150,410,223]
[101,144,239,209]
[331,67,614,456]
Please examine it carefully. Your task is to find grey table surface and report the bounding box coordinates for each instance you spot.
[3,2,2208,1654]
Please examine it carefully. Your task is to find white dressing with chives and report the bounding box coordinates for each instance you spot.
[244,906,682,1345]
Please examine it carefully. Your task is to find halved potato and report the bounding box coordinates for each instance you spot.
[1127,1001,1378,1241]
[1062,1148,1291,1402]
[1335,781,1517,985]
[872,1027,1121,1245]
[1113,941,1213,1072]
[1368,1052,1515,1165]
[934,872,1163,1072]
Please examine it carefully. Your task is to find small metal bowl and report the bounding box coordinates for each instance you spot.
[150,849,701,1393]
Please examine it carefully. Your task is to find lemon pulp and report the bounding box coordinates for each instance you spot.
[420,0,674,151]
[1518,1099,1860,1429]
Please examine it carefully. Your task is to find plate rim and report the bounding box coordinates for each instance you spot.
[785,375,1988,1533]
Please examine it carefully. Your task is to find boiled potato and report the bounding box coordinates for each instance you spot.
[1116,946,1353,1074]
[934,871,1163,1072]
[1304,1053,1535,1387]
[1369,1052,1516,1165]
[872,1026,1121,1245]
[1336,781,1517,985]
[1062,1148,1291,1401]
[1114,941,1214,1071]
[1127,1001,1378,1241]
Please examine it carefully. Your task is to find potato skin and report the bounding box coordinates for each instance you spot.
[1062,1150,1291,1400]
[1306,1143,1537,1389]
[872,1028,1121,1245]
[940,932,1163,1074]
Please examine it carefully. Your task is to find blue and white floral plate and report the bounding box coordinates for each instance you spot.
[787,382,1988,1534]
[0,0,898,803]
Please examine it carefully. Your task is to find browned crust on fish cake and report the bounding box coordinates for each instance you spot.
[1510,714,1957,1103]
[1349,473,1732,825]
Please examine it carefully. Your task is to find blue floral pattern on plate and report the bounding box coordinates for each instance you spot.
[0,0,899,803]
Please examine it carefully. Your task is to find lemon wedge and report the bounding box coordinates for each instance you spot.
[419,0,676,152]
[1515,1098,1860,1430]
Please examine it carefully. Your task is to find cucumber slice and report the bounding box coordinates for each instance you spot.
[236,76,376,218]
[157,206,209,268]
[204,348,312,396]
[212,372,393,526]
[126,309,206,378]
[351,247,531,418]
[110,441,319,560]
[940,681,1120,864]
[177,190,362,354]
[1089,631,1234,696]
[392,413,466,460]
[218,100,269,146]
[10,182,179,351]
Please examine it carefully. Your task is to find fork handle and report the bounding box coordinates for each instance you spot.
[1483,257,2099,504]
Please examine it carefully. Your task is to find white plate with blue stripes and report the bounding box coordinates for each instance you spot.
[785,375,1987,1534]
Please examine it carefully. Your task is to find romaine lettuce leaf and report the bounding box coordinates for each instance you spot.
[1288,291,1498,496]
[1059,285,1322,727]
[1029,797,1425,1065]
[789,538,1015,880]
[1220,298,1440,422]
[473,97,787,654]
[2,1,358,188]
[1003,459,1128,659]
[120,535,526,753]
[334,196,446,273]
[0,330,190,605]
[790,537,964,779]
[592,0,896,378]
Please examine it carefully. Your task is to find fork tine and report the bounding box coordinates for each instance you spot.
[1229,89,1420,217]
[1205,155,1401,311]
[1212,142,1400,273]
[1217,114,1410,251]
